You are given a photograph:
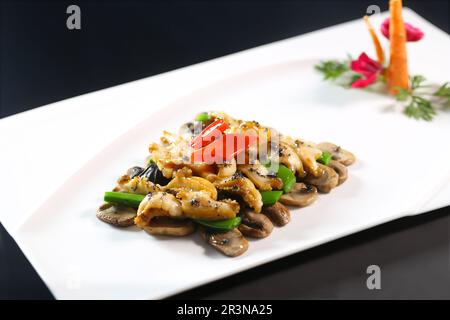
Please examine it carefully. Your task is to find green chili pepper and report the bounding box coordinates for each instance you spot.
[318,151,332,165]
[195,112,210,122]
[260,190,283,206]
[276,164,296,193]
[194,217,242,231]
[104,192,145,208]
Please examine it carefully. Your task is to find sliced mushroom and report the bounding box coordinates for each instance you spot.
[317,142,356,166]
[262,202,291,226]
[142,217,195,236]
[327,160,348,185]
[178,122,195,139]
[96,203,137,227]
[279,183,318,207]
[126,166,145,178]
[238,210,273,238]
[303,163,339,193]
[200,228,249,257]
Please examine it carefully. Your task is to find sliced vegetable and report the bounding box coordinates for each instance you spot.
[104,192,145,209]
[190,118,228,150]
[141,163,171,185]
[195,112,210,122]
[364,15,384,64]
[318,151,332,165]
[127,166,145,179]
[260,190,283,206]
[191,133,258,163]
[194,217,242,231]
[276,164,296,193]
[387,0,409,95]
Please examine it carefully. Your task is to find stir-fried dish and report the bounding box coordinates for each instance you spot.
[97,111,356,257]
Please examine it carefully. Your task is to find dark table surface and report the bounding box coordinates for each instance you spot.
[1,0,449,299]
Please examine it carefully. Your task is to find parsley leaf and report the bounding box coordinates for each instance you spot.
[404,96,436,121]
[315,60,349,80]
[394,75,450,121]
[410,75,427,90]
[395,87,410,101]
[433,82,450,108]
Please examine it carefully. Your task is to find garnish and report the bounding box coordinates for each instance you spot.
[315,58,363,88]
[381,18,424,42]
[364,15,384,64]
[314,60,349,81]
[386,0,409,95]
[395,76,450,121]
[350,52,384,88]
[314,0,448,121]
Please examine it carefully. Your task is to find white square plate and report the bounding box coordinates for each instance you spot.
[1,9,450,299]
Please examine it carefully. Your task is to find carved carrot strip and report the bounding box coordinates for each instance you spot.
[387,0,409,95]
[364,15,384,65]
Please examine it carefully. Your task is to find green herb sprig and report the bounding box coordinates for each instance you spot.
[395,76,450,121]
[314,58,362,88]
[314,60,349,80]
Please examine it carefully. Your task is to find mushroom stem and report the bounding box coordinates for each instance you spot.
[327,160,348,186]
[303,164,339,193]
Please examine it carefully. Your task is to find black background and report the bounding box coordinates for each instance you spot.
[0,0,449,299]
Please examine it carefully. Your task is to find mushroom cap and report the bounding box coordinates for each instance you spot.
[238,210,274,238]
[262,202,291,226]
[303,163,339,193]
[200,228,249,257]
[96,203,137,227]
[317,142,356,166]
[279,183,318,207]
[327,160,348,185]
[142,217,195,236]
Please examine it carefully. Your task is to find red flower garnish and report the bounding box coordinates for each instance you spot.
[350,52,384,88]
[381,18,424,42]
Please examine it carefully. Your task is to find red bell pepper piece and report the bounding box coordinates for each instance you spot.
[191,133,258,164]
[190,119,228,150]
